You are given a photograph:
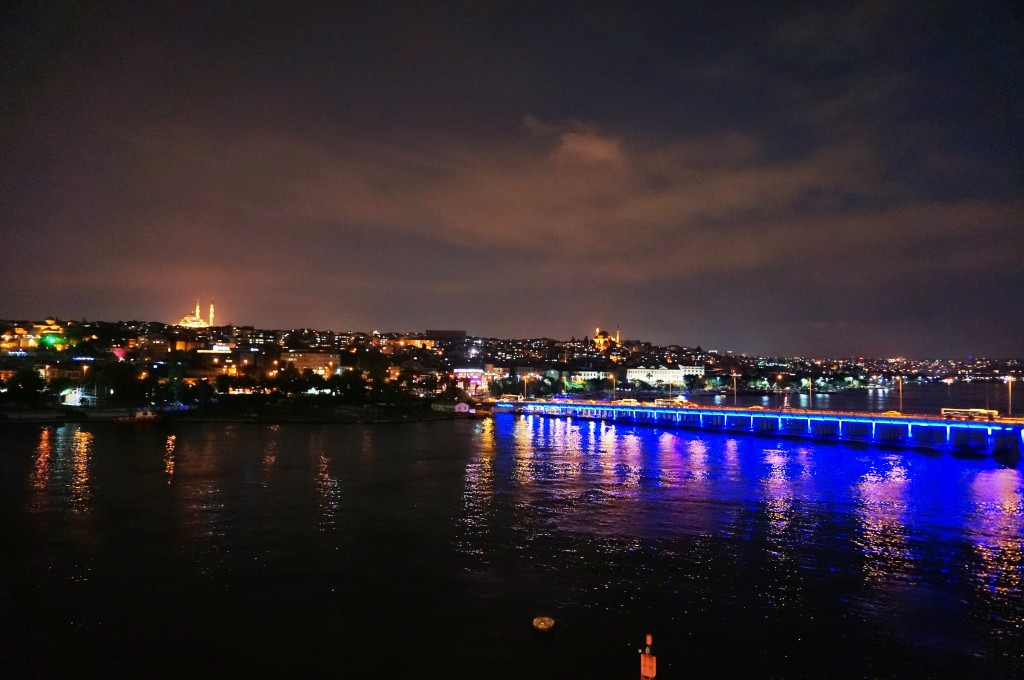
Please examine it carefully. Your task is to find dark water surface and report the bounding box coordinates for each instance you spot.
[2,416,1022,678]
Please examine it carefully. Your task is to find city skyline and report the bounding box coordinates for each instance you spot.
[3,306,1022,363]
[2,3,1021,358]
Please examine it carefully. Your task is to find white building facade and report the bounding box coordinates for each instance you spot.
[626,364,704,386]
[570,370,615,382]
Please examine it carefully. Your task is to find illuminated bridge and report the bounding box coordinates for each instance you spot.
[492,400,1024,458]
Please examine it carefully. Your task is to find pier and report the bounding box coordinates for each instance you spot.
[493,400,1024,458]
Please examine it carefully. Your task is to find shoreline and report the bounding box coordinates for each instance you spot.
[0,405,486,426]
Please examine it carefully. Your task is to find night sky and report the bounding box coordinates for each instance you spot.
[2,2,1021,357]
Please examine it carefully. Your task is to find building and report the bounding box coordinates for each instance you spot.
[626,364,704,386]
[453,367,486,394]
[177,301,214,328]
[571,369,615,383]
[279,351,342,377]
[593,326,620,352]
[32,318,66,343]
[1,325,36,351]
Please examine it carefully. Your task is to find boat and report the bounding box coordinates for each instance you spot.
[114,408,163,423]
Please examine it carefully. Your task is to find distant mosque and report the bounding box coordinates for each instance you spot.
[177,300,215,328]
[593,326,620,351]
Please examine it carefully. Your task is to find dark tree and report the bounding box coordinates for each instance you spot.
[3,369,47,406]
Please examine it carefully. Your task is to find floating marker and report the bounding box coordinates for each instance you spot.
[532,616,555,632]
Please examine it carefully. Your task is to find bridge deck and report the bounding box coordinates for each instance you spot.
[493,400,1024,458]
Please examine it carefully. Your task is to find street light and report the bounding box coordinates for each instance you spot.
[1005,376,1016,416]
[731,372,738,405]
[896,375,903,413]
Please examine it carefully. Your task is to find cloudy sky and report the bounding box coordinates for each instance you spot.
[2,1,1021,357]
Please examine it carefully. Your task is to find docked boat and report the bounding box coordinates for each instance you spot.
[114,408,162,423]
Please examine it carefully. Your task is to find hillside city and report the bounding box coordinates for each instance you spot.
[1,304,1019,416]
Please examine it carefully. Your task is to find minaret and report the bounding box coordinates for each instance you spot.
[615,325,620,345]
[209,302,215,327]
[195,300,201,318]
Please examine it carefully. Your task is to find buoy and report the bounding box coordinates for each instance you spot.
[532,616,555,632]
[640,632,656,679]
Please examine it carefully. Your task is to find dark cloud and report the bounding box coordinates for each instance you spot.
[1,1,1021,356]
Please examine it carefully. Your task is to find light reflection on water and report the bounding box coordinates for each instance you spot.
[176,427,230,576]
[599,422,618,487]
[31,427,53,500]
[459,414,1024,670]
[31,425,94,513]
[311,429,341,532]
[617,432,643,487]
[968,468,1024,643]
[164,434,176,482]
[69,428,93,512]
[262,424,279,480]
[761,448,795,560]
[854,458,913,586]
[656,433,677,483]
[315,452,340,531]
[8,417,1023,677]
[460,419,497,560]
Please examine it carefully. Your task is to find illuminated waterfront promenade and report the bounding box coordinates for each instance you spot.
[493,400,1024,458]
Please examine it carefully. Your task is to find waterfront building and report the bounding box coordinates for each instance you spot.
[571,369,615,382]
[626,364,705,386]
[453,367,486,394]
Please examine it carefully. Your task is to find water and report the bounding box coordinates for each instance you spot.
[691,380,1015,416]
[1,417,1022,678]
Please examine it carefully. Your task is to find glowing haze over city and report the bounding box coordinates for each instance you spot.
[2,2,1021,358]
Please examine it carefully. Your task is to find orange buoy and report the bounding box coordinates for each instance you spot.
[532,616,555,632]
[640,633,656,679]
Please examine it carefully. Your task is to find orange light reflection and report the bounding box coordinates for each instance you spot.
[70,428,94,513]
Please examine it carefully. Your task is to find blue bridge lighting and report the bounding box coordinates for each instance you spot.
[492,400,1023,458]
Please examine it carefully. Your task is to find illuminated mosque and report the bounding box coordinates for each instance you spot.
[177,300,215,328]
[593,326,620,351]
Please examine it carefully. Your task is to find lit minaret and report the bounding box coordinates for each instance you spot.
[177,300,210,328]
